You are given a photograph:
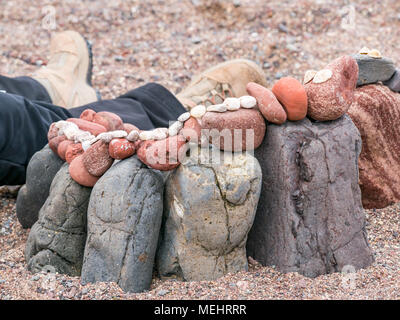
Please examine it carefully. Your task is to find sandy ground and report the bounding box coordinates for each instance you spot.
[1,0,400,300]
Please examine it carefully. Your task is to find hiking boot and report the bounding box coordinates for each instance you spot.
[33,30,98,109]
[176,59,267,110]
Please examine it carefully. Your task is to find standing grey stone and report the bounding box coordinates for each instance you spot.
[81,156,164,293]
[157,147,262,281]
[25,163,91,276]
[352,53,396,86]
[16,145,64,228]
[247,115,374,278]
[383,69,400,92]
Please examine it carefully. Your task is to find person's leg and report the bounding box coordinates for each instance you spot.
[69,83,187,130]
[0,92,72,185]
[0,75,52,103]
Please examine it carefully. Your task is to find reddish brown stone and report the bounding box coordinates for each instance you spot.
[65,143,84,164]
[47,122,59,141]
[305,55,359,121]
[108,138,136,160]
[201,108,266,151]
[123,123,140,133]
[272,77,307,121]
[57,140,74,161]
[69,155,100,187]
[246,82,287,124]
[49,135,67,155]
[92,111,124,131]
[82,140,114,177]
[181,117,202,143]
[67,118,107,136]
[347,84,400,209]
[80,109,97,122]
[137,135,188,171]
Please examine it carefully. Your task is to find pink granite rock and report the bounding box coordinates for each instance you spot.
[49,135,67,155]
[65,143,84,164]
[137,135,187,171]
[82,140,114,177]
[123,123,140,133]
[246,82,287,124]
[201,108,266,151]
[57,140,74,161]
[305,56,359,121]
[80,109,96,122]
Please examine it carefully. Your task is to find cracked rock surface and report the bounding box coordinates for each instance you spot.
[247,115,374,278]
[16,145,64,229]
[81,156,164,293]
[25,163,92,276]
[157,146,262,281]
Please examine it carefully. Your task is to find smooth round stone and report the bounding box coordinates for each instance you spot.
[65,143,84,164]
[303,70,317,85]
[92,111,124,131]
[178,112,191,122]
[207,104,227,113]
[152,128,169,140]
[82,140,114,177]
[190,105,206,118]
[69,155,100,187]
[246,82,287,125]
[305,55,358,121]
[352,53,395,86]
[239,96,257,109]
[224,98,241,111]
[109,138,136,160]
[127,130,140,142]
[49,135,67,155]
[272,77,308,121]
[313,69,333,84]
[383,69,400,93]
[97,130,128,143]
[67,118,107,136]
[57,140,74,161]
[181,117,202,143]
[137,135,188,171]
[80,109,96,122]
[47,123,59,141]
[202,108,266,151]
[169,121,183,137]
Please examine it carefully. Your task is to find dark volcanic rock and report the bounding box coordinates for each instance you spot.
[353,53,396,86]
[81,156,164,293]
[247,115,374,278]
[25,164,92,276]
[16,145,64,229]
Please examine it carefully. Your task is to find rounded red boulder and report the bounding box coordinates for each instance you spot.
[137,135,188,171]
[80,109,97,122]
[69,155,100,187]
[123,123,140,133]
[181,117,202,143]
[305,55,359,121]
[82,140,114,177]
[109,138,136,160]
[272,77,308,121]
[92,111,124,131]
[65,143,84,164]
[201,108,266,151]
[246,82,287,124]
[57,140,74,161]
[49,135,67,155]
[47,123,59,141]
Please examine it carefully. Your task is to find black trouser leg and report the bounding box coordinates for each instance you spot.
[0,78,186,185]
[0,75,52,103]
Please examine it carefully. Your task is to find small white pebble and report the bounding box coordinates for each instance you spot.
[139,130,155,141]
[169,121,183,137]
[359,46,370,55]
[153,128,168,140]
[239,96,257,109]
[127,130,140,142]
[303,70,318,84]
[224,97,241,111]
[178,112,191,122]
[82,140,92,152]
[207,104,227,112]
[190,105,206,118]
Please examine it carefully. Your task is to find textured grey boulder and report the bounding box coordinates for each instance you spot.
[353,53,396,86]
[157,147,262,281]
[25,163,91,276]
[247,115,374,278]
[81,156,164,293]
[16,145,64,228]
[383,69,400,92]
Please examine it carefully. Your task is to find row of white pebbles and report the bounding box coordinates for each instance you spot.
[53,95,257,151]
